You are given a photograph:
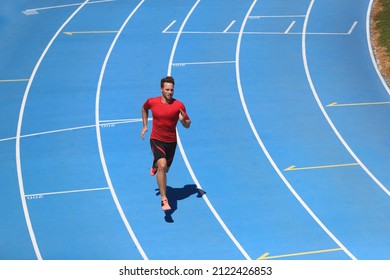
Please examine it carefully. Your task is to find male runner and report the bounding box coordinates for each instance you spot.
[141,76,191,211]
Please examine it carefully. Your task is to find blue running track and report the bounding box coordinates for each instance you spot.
[0,0,389,260]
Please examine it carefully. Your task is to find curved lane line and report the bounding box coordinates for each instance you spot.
[367,0,390,95]
[95,0,148,260]
[15,0,91,261]
[169,0,251,260]
[235,0,356,260]
[302,1,390,197]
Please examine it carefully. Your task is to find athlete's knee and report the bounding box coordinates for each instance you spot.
[157,158,168,172]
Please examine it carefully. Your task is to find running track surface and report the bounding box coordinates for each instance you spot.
[0,0,389,260]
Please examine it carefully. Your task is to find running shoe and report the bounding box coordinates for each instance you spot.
[150,166,157,176]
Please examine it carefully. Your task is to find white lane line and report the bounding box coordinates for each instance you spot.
[64,30,118,35]
[164,30,356,35]
[0,79,29,83]
[285,21,296,33]
[1,118,143,143]
[223,20,236,33]
[100,117,151,123]
[163,20,177,33]
[22,0,115,15]
[327,101,390,107]
[249,15,306,19]
[16,0,92,261]
[163,14,356,36]
[95,0,148,260]
[25,187,110,198]
[236,0,356,260]
[348,21,358,34]
[172,60,235,67]
[366,0,390,95]
[302,2,390,197]
[168,0,251,260]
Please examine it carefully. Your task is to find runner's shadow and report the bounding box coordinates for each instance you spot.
[155,184,206,223]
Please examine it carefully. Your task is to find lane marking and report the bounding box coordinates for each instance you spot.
[223,20,236,33]
[64,30,118,35]
[100,117,150,123]
[285,21,296,33]
[250,15,357,35]
[1,118,144,143]
[169,0,251,260]
[284,163,359,171]
[163,16,356,36]
[235,0,355,260]
[0,79,29,83]
[22,0,115,15]
[348,21,358,34]
[172,60,235,67]
[16,0,92,261]
[163,20,177,33]
[249,15,306,19]
[327,101,390,107]
[257,252,270,260]
[164,30,356,36]
[25,187,110,198]
[95,0,148,260]
[302,1,389,198]
[257,248,343,260]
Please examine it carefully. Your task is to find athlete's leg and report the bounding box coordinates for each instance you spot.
[150,139,164,176]
[156,158,171,210]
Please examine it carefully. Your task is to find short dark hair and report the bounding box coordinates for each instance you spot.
[160,76,175,88]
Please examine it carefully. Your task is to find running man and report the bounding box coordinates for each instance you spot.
[141,76,191,211]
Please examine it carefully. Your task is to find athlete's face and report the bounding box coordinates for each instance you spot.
[161,82,174,103]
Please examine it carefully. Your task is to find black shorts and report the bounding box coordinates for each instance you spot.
[150,139,177,168]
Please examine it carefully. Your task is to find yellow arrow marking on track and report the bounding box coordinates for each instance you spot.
[257,248,343,260]
[64,31,118,35]
[284,163,359,171]
[0,79,29,83]
[327,101,390,107]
